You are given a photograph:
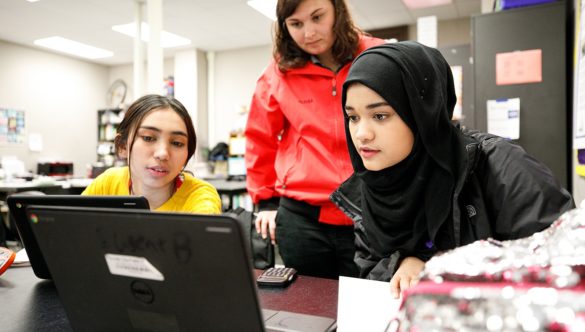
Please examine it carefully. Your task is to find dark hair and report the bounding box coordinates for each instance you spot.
[114,94,197,166]
[273,0,361,72]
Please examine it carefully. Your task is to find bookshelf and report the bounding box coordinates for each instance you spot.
[97,108,124,166]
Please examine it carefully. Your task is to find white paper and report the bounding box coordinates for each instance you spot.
[573,0,585,148]
[28,133,43,152]
[487,98,520,139]
[417,16,437,48]
[337,276,402,332]
[451,66,463,121]
[229,136,246,155]
[12,248,31,267]
[105,253,164,281]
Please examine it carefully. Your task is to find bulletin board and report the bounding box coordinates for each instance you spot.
[0,108,26,145]
[472,2,569,189]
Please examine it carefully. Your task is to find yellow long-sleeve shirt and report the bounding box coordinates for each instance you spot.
[82,167,221,214]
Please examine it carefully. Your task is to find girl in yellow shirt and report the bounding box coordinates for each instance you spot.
[83,94,221,214]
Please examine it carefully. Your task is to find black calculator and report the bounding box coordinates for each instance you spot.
[256,267,298,287]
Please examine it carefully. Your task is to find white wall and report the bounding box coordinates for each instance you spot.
[210,44,272,148]
[0,40,109,178]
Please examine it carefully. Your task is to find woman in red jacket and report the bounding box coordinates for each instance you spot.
[245,0,383,278]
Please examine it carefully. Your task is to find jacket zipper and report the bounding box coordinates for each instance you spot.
[331,190,362,222]
[332,77,337,96]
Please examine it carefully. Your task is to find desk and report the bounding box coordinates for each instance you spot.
[0,178,93,200]
[0,179,93,243]
[0,182,63,199]
[0,267,337,331]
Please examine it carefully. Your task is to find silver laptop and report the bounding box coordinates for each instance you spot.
[27,206,336,332]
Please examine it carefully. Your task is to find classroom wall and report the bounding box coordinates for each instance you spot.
[102,17,473,162]
[108,58,175,106]
[209,44,273,148]
[0,17,523,186]
[408,17,472,46]
[0,40,109,178]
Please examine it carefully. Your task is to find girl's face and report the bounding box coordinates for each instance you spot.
[285,0,336,59]
[119,107,189,194]
[345,83,415,171]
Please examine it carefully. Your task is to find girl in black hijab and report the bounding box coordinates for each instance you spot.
[331,41,574,298]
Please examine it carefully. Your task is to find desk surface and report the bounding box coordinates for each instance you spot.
[0,178,246,193]
[0,267,338,332]
[0,179,92,196]
[0,181,62,192]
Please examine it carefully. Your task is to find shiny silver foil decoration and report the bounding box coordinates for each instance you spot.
[393,208,585,331]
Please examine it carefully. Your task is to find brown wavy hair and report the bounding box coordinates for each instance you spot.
[274,0,362,72]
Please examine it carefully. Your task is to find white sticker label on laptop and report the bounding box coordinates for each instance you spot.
[105,254,165,281]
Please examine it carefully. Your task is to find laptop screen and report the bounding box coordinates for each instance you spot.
[27,206,265,332]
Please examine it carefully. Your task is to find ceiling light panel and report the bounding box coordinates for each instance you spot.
[247,0,277,21]
[33,36,113,59]
[111,22,192,48]
[402,0,452,10]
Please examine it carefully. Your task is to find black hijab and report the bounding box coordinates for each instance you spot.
[341,41,463,259]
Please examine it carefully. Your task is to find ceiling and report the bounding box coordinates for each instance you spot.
[0,0,481,66]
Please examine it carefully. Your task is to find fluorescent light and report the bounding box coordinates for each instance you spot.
[26,0,41,2]
[402,0,452,10]
[247,0,277,21]
[112,22,191,48]
[33,36,113,59]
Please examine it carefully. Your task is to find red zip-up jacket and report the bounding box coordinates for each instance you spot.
[245,35,383,226]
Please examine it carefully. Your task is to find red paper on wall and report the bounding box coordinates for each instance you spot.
[496,49,542,85]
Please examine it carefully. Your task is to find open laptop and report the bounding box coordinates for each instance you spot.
[6,195,150,279]
[26,206,336,332]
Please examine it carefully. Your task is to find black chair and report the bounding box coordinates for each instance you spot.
[1,210,8,247]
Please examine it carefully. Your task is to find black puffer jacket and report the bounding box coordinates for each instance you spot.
[331,129,574,281]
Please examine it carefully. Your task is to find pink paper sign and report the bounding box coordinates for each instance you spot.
[496,49,542,85]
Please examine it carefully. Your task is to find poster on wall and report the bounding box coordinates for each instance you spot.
[573,0,585,149]
[0,108,26,145]
[450,65,463,121]
[487,98,520,140]
[495,49,542,86]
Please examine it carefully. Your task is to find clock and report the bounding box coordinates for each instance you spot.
[106,79,127,108]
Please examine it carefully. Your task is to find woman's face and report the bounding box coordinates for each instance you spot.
[345,83,415,171]
[119,107,189,194]
[285,0,336,59]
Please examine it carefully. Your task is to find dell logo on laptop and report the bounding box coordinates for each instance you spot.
[130,280,155,304]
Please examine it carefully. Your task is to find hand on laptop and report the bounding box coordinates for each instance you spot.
[389,256,425,299]
[255,210,277,245]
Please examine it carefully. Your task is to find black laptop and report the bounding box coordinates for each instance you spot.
[26,206,336,332]
[7,195,149,279]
